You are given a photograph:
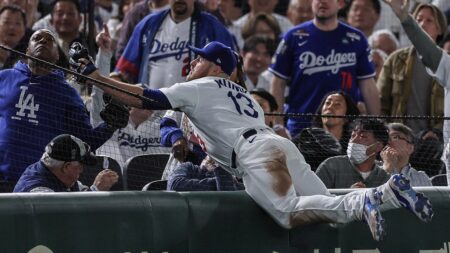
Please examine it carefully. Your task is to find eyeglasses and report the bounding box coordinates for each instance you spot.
[389,134,413,144]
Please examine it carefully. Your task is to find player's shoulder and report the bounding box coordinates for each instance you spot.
[284,21,314,38]
[137,8,170,29]
[338,22,367,43]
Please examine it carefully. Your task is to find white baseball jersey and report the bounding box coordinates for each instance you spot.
[148,16,191,88]
[161,76,266,171]
[426,53,450,184]
[155,75,410,231]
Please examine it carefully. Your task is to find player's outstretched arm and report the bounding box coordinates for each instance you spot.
[383,0,443,72]
[90,71,145,108]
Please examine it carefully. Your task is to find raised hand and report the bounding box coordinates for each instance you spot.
[68,42,98,81]
[96,24,112,52]
[382,0,410,21]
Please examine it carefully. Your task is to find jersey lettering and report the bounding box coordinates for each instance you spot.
[148,37,189,60]
[13,86,40,123]
[299,49,357,75]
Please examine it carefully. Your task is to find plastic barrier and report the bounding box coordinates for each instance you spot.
[1,188,449,253]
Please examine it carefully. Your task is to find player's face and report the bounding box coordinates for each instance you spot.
[186,56,214,81]
[415,7,441,42]
[243,43,272,76]
[27,29,60,63]
[0,9,26,48]
[312,0,341,21]
[51,1,82,37]
[321,93,347,128]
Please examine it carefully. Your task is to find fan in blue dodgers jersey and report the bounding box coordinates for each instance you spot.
[71,41,433,242]
[269,0,381,137]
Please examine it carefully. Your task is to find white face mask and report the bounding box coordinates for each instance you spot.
[347,142,376,164]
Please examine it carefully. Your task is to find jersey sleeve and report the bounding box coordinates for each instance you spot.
[114,18,146,83]
[356,37,376,80]
[269,32,295,80]
[426,53,450,89]
[160,82,199,113]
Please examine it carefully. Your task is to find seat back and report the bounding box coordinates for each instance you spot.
[80,156,124,191]
[123,154,170,190]
[430,174,447,186]
[142,180,168,191]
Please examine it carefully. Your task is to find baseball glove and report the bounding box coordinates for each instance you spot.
[100,102,130,130]
[68,42,97,82]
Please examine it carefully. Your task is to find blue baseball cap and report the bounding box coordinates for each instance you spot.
[188,41,237,76]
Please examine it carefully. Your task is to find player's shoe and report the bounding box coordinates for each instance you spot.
[389,174,434,222]
[363,188,386,241]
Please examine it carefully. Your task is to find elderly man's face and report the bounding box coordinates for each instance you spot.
[26,29,60,63]
[387,129,414,159]
[62,161,84,187]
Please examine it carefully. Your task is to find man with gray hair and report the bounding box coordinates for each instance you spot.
[368,29,399,56]
[381,123,432,186]
[14,134,119,192]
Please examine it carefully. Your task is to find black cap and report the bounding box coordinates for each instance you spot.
[250,88,278,112]
[45,134,97,166]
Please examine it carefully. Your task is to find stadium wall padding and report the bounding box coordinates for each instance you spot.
[2,188,450,253]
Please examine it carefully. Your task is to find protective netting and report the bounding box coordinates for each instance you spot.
[0,44,447,192]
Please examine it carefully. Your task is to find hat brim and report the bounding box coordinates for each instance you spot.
[187,45,207,59]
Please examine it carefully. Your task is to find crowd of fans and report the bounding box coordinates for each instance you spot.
[0,0,449,192]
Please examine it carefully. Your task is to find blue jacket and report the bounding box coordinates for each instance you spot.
[167,162,244,191]
[14,161,80,192]
[0,62,113,182]
[115,5,236,83]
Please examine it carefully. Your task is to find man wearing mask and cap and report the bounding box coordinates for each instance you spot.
[14,134,119,192]
[316,119,390,189]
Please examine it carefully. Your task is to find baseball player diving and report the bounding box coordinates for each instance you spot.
[69,41,433,241]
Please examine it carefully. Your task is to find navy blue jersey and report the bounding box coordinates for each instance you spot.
[269,21,375,134]
[0,62,113,181]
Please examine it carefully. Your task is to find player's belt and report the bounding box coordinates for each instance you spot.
[231,129,258,169]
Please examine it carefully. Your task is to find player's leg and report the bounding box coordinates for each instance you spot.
[236,134,376,233]
[377,174,433,222]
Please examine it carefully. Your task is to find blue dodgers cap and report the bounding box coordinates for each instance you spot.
[188,41,237,76]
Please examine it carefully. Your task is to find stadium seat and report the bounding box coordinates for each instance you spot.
[142,180,168,191]
[80,156,124,191]
[430,174,447,186]
[123,154,170,190]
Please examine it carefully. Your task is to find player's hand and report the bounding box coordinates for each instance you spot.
[100,102,130,130]
[382,0,410,21]
[172,138,189,162]
[350,181,367,188]
[93,169,119,191]
[96,24,112,52]
[68,42,98,81]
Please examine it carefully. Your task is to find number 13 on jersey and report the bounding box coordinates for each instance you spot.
[227,91,259,118]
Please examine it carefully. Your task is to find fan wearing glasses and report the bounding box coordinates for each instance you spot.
[381,123,432,186]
